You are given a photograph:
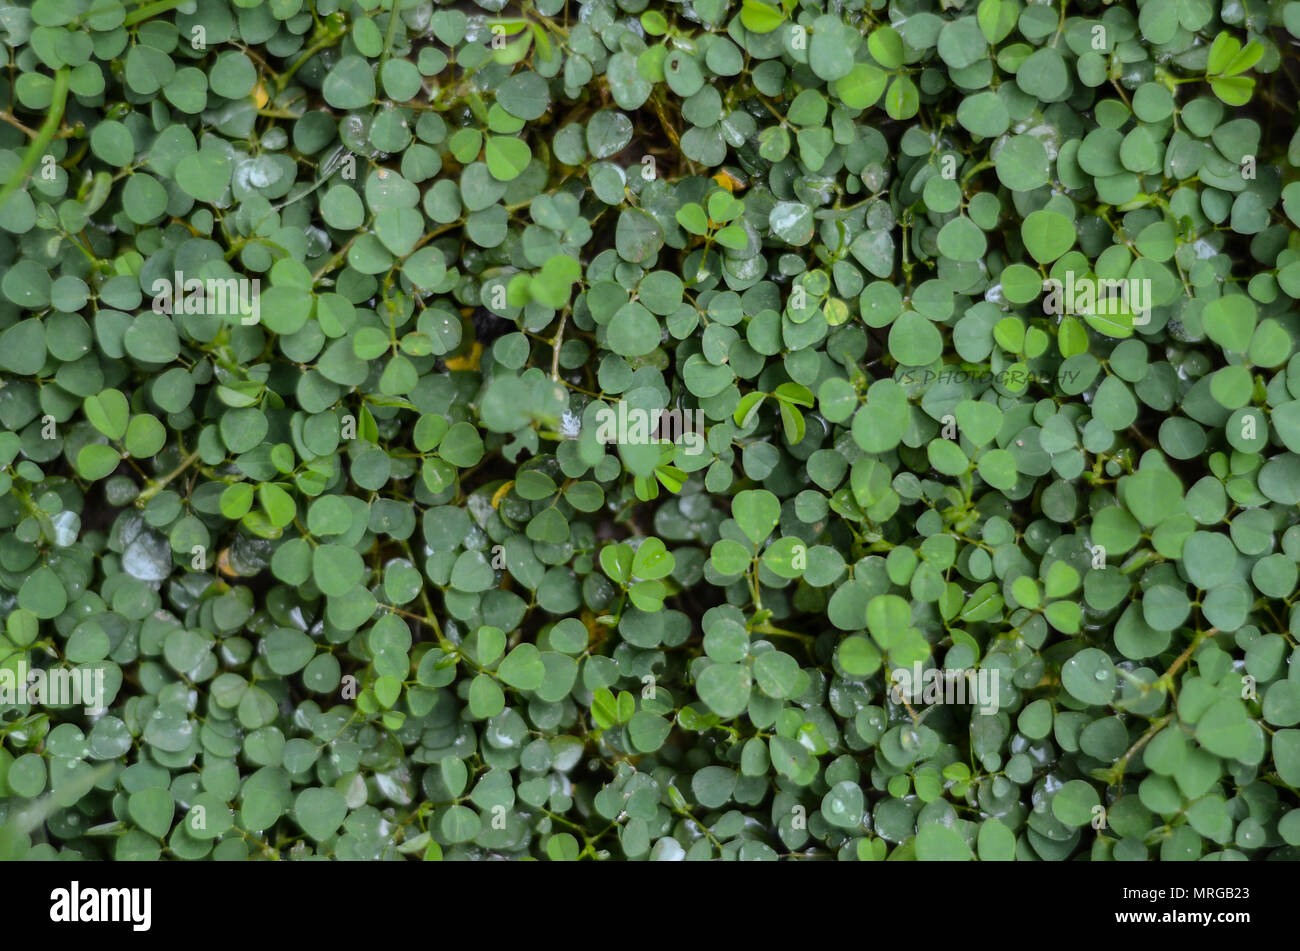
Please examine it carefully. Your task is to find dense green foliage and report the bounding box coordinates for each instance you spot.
[2,0,1300,861]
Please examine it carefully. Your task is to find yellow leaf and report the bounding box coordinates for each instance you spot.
[712,169,747,192]
[491,481,514,509]
[445,341,482,371]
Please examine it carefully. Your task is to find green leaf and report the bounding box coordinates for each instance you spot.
[1051,780,1100,827]
[128,787,174,839]
[936,217,987,263]
[313,544,365,598]
[740,0,784,33]
[628,711,672,752]
[83,389,129,440]
[866,594,911,648]
[1195,699,1262,761]
[323,55,376,109]
[616,208,663,263]
[696,663,752,718]
[732,489,781,547]
[1021,210,1075,263]
[373,207,424,257]
[293,787,348,841]
[888,311,943,364]
[601,542,634,584]
[915,823,973,860]
[18,566,67,619]
[498,644,546,691]
[1061,648,1116,706]
[631,537,675,580]
[76,444,122,481]
[1202,294,1257,353]
[484,135,532,181]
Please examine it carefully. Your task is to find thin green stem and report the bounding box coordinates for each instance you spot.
[379,0,404,71]
[123,0,190,26]
[752,623,814,644]
[0,68,71,214]
[136,450,201,504]
[277,17,349,92]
